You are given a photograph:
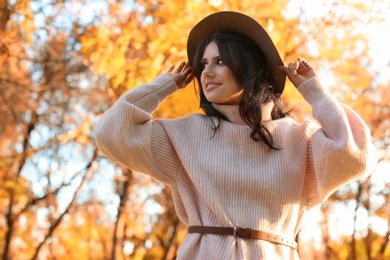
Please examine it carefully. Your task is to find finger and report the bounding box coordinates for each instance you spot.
[297,66,312,74]
[297,58,313,74]
[183,72,194,86]
[175,61,186,73]
[183,61,191,70]
[288,60,300,75]
[180,61,192,73]
[298,58,310,67]
[278,64,296,78]
[182,66,193,77]
[167,65,175,74]
[180,69,193,88]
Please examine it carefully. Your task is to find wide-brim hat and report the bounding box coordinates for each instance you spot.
[187,11,286,94]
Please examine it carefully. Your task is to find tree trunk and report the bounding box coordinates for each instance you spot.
[321,201,333,259]
[0,0,11,55]
[30,148,97,260]
[163,219,182,260]
[111,168,133,260]
[377,218,390,260]
[351,182,362,260]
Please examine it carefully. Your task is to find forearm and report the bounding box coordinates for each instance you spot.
[118,74,178,114]
[94,74,180,183]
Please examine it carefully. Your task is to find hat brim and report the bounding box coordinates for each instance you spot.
[187,11,286,94]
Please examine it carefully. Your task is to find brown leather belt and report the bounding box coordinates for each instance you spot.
[188,226,297,250]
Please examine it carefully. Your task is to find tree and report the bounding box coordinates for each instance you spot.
[79,0,390,259]
[1,0,389,259]
[1,0,104,258]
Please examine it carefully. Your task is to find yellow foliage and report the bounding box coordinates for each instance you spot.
[77,0,390,127]
[58,123,91,144]
[0,0,388,259]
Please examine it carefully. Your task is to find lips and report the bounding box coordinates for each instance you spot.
[204,82,222,91]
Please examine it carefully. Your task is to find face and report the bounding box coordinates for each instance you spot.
[200,42,243,105]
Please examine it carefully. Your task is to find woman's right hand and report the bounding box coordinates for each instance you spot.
[166,61,194,89]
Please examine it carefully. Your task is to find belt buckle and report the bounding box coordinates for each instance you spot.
[233,226,241,237]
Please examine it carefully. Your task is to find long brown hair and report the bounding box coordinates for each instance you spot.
[192,31,288,149]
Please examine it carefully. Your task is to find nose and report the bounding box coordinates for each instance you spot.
[202,64,214,78]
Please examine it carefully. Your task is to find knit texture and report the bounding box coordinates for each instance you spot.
[95,75,378,259]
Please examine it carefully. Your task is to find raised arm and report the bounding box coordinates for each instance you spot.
[95,62,194,184]
[280,59,378,206]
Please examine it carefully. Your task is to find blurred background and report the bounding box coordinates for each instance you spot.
[0,0,389,259]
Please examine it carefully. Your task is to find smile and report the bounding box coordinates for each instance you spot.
[205,82,222,91]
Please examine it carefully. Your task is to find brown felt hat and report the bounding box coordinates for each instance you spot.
[187,11,286,94]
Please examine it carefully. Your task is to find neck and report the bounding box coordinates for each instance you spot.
[261,102,273,122]
[212,102,274,125]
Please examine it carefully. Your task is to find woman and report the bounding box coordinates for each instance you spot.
[95,11,378,259]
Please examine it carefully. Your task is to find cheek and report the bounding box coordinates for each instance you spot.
[228,76,242,92]
[222,68,238,82]
[199,80,206,94]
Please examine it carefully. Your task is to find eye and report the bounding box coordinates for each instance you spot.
[200,60,208,70]
[217,59,224,65]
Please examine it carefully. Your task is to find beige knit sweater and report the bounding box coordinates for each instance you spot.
[95,74,378,259]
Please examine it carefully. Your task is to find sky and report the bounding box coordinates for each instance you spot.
[21,0,390,246]
[287,0,390,84]
[284,0,390,242]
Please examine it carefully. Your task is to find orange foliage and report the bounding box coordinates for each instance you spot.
[0,0,389,259]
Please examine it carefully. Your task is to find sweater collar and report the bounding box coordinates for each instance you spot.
[212,103,273,126]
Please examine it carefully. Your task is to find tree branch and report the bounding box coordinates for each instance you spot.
[30,148,98,260]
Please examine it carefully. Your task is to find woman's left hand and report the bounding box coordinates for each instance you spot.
[279,58,317,88]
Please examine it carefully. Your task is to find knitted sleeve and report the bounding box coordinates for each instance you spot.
[298,77,378,207]
[94,74,180,185]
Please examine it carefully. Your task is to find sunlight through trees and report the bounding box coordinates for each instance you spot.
[1,0,389,259]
